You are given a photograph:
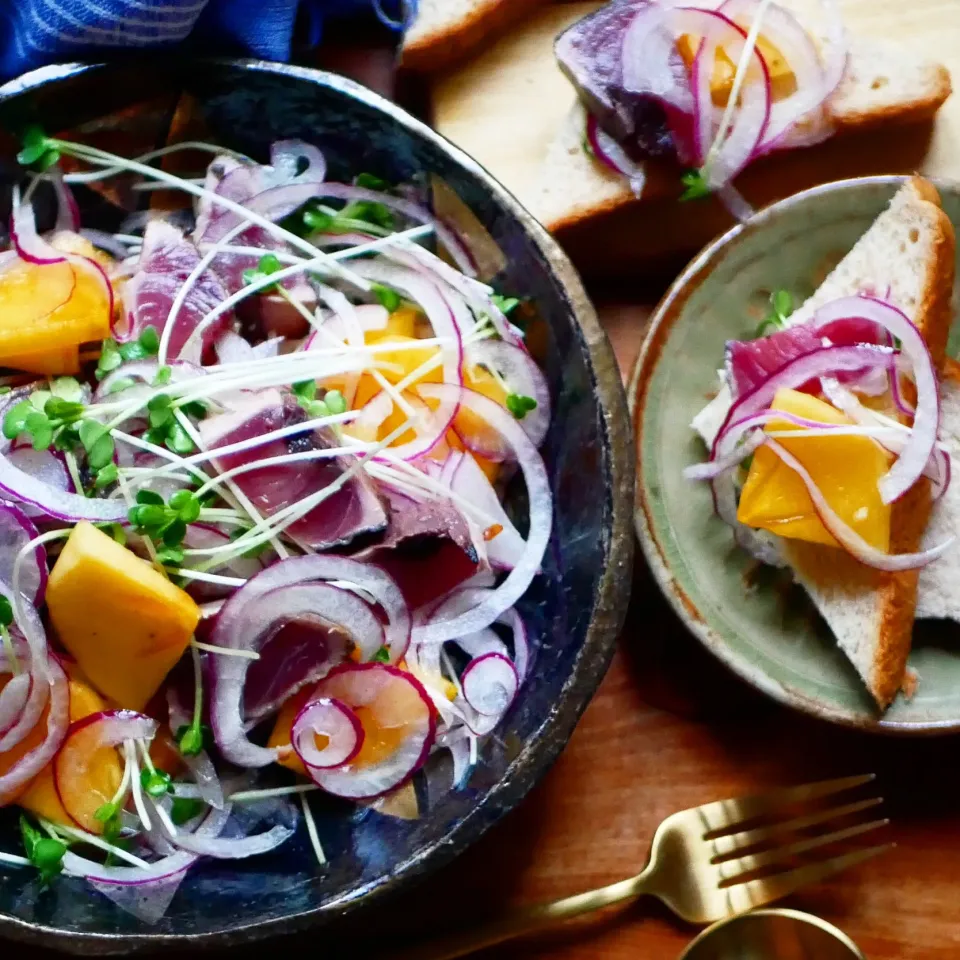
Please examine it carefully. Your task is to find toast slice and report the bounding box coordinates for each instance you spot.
[698,178,955,708]
[534,3,951,269]
[402,0,550,72]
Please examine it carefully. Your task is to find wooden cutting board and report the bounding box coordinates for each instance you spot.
[431,0,960,270]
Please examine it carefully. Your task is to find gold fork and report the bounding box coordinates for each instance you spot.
[396,774,890,960]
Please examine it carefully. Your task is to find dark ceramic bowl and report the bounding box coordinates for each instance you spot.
[0,59,633,952]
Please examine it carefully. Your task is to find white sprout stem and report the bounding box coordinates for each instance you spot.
[151,797,179,838]
[48,819,152,869]
[192,443,375,498]
[125,740,153,832]
[109,743,133,808]
[179,569,248,588]
[52,139,369,290]
[190,639,260,660]
[62,140,250,184]
[0,852,30,867]
[469,734,478,766]
[173,409,289,560]
[131,179,206,191]
[159,218,253,365]
[229,784,318,803]
[300,793,326,866]
[63,450,85,494]
[195,223,434,268]
[704,0,774,172]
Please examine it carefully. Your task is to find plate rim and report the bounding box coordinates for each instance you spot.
[628,173,960,737]
[0,57,636,953]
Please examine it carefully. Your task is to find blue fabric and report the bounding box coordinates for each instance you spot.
[0,0,415,80]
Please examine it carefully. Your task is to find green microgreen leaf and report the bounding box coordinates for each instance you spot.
[153,366,172,387]
[505,393,538,420]
[372,283,402,313]
[177,725,204,757]
[136,489,165,507]
[161,518,187,547]
[170,797,205,826]
[679,169,711,202]
[17,126,51,167]
[94,463,118,489]
[302,207,334,234]
[3,401,34,440]
[0,595,13,628]
[24,412,53,450]
[140,768,172,798]
[138,326,160,356]
[491,294,520,316]
[156,545,185,567]
[106,376,137,395]
[78,419,114,470]
[354,172,390,191]
[165,422,195,455]
[93,802,118,824]
[371,646,391,664]
[324,389,346,416]
[754,289,794,337]
[303,399,331,420]
[20,815,66,884]
[118,341,148,363]
[340,200,394,229]
[50,377,83,403]
[95,339,123,380]
[292,380,318,402]
[180,400,207,420]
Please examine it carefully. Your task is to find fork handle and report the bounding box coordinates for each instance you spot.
[393,872,653,960]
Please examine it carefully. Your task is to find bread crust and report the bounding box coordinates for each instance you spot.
[402,0,548,72]
[869,178,955,707]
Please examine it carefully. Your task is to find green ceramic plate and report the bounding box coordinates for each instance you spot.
[631,176,960,734]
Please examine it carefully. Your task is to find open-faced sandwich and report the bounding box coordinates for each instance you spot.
[686,177,957,709]
[536,0,952,269]
[402,0,551,72]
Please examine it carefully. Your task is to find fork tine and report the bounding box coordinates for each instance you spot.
[724,843,894,913]
[710,797,884,859]
[698,774,876,837]
[716,818,889,879]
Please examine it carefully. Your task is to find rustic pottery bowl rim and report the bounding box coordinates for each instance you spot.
[0,56,635,953]
[629,174,960,736]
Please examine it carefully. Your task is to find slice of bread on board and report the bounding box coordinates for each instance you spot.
[696,178,955,708]
[402,0,550,72]
[534,2,951,273]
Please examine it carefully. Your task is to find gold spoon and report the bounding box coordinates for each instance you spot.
[678,908,865,960]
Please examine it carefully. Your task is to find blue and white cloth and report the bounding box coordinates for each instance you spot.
[0,0,415,81]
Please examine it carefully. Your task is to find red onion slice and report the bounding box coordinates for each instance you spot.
[712,343,895,457]
[0,580,52,753]
[211,581,379,767]
[765,439,953,571]
[0,670,30,737]
[721,0,830,150]
[168,693,225,810]
[50,168,81,233]
[448,452,525,570]
[0,656,68,802]
[349,261,463,462]
[270,140,327,185]
[0,503,45,604]
[160,803,295,860]
[684,7,771,186]
[292,697,364,769]
[461,653,519,717]
[813,297,937,504]
[585,115,647,196]
[303,663,435,800]
[10,201,67,265]
[416,385,552,643]
[465,340,551,448]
